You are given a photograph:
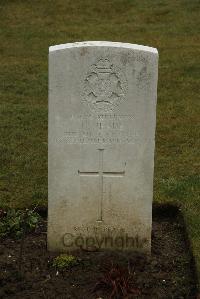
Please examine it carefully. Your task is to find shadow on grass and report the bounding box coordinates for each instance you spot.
[153,202,198,297]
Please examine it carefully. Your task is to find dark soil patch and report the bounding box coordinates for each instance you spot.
[0,205,197,299]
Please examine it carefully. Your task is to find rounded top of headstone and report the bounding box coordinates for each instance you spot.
[49,41,158,55]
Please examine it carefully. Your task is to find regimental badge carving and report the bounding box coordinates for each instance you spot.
[82,58,127,112]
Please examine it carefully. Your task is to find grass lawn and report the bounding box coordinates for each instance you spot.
[0,0,199,290]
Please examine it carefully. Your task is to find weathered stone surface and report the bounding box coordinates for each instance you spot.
[48,41,158,252]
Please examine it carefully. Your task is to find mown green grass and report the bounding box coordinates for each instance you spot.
[0,0,199,289]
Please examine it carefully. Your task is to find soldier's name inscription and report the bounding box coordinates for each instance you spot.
[56,113,138,144]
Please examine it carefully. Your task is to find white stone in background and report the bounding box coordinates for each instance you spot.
[48,41,158,253]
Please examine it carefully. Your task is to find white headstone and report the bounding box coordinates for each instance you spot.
[48,41,158,253]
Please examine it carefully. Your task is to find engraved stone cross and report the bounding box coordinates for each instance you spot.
[78,149,125,222]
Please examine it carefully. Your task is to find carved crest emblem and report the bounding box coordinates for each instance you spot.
[82,58,127,112]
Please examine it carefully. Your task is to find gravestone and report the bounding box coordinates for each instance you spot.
[48,41,158,253]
